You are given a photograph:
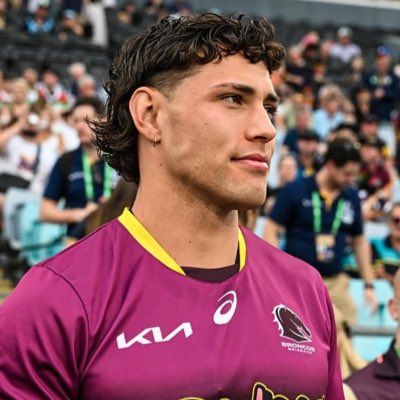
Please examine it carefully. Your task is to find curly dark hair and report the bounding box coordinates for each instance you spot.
[92,13,285,183]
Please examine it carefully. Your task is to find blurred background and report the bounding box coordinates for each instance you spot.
[1,0,400,383]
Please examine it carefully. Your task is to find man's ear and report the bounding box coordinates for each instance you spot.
[129,86,162,142]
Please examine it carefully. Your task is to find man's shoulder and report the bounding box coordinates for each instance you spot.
[243,229,323,286]
[284,175,314,193]
[343,186,360,203]
[36,218,123,282]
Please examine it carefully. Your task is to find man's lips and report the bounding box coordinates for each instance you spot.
[231,154,269,171]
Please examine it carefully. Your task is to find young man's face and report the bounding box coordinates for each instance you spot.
[157,54,278,210]
[328,161,360,190]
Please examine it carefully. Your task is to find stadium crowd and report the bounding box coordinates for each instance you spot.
[1,1,400,396]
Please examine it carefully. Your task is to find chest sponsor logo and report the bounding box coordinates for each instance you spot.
[116,322,193,349]
[272,305,315,355]
[213,290,237,325]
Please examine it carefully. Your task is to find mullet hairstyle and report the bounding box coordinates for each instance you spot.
[92,13,285,183]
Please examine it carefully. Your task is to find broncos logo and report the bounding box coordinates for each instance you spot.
[273,305,312,343]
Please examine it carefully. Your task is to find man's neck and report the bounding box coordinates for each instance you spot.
[82,144,98,161]
[131,179,239,269]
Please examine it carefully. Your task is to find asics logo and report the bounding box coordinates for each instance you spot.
[213,290,237,325]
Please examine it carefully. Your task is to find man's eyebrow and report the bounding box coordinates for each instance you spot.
[211,83,280,104]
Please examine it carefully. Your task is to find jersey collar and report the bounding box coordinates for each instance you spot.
[118,207,246,276]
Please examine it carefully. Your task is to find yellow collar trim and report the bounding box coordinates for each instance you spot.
[118,208,246,276]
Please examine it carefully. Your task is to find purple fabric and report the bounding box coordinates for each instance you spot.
[0,220,344,399]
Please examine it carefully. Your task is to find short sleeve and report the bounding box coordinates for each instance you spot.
[269,183,295,226]
[43,156,64,201]
[0,267,89,399]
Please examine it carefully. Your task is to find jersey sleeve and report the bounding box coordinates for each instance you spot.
[324,285,345,400]
[0,266,89,399]
[43,156,65,201]
[268,183,295,226]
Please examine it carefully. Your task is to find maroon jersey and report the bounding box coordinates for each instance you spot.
[0,208,344,399]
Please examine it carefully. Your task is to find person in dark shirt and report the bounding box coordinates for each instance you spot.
[365,47,399,122]
[371,203,400,282]
[264,138,377,325]
[344,268,400,400]
[282,105,312,154]
[41,97,111,235]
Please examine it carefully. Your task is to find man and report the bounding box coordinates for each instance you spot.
[0,14,344,399]
[370,202,400,281]
[344,268,400,399]
[329,26,361,65]
[40,97,110,235]
[295,130,322,178]
[264,138,377,326]
[365,46,399,122]
[282,105,312,154]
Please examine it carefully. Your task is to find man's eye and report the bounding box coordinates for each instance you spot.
[223,95,242,105]
[265,106,278,119]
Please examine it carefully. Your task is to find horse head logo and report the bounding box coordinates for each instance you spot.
[273,305,312,343]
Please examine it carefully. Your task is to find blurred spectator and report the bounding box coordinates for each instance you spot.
[22,67,40,104]
[296,130,322,177]
[359,114,390,158]
[313,84,345,140]
[282,105,312,153]
[329,26,361,65]
[40,97,111,235]
[301,31,322,68]
[24,2,54,35]
[264,153,298,216]
[264,138,377,327]
[370,203,400,281]
[346,57,367,96]
[365,46,399,122]
[285,46,312,93]
[36,67,68,105]
[9,78,30,118]
[344,268,400,399]
[58,9,87,42]
[359,136,393,221]
[117,0,143,26]
[77,74,99,99]
[0,0,18,31]
[329,122,359,143]
[68,178,137,242]
[50,104,80,152]
[68,62,87,98]
[353,86,372,124]
[0,103,63,195]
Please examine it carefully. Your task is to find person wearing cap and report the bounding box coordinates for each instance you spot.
[365,46,399,122]
[265,138,377,328]
[329,26,361,65]
[24,1,54,35]
[343,267,400,399]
